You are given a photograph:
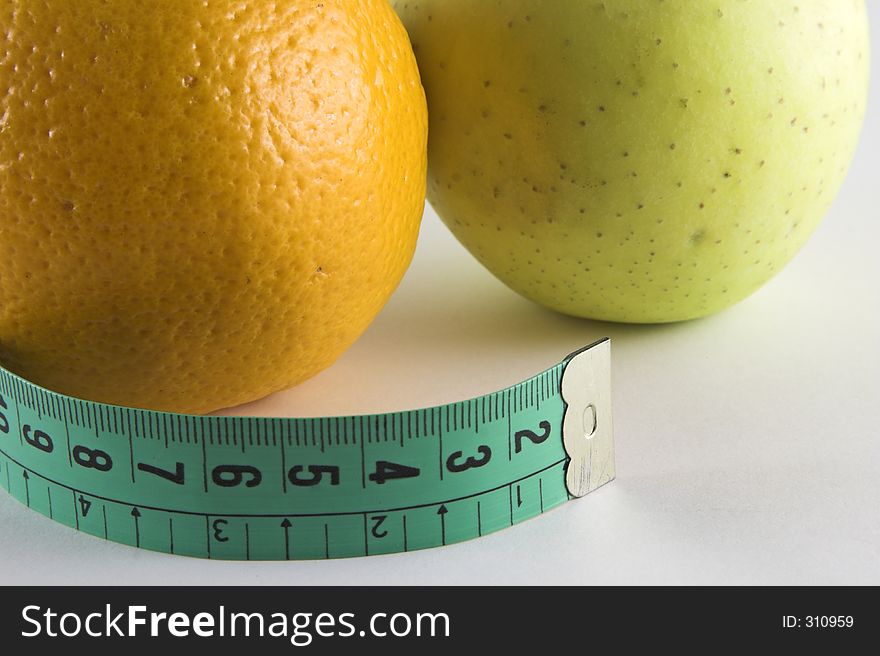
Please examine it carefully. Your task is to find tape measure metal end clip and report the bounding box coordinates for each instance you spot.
[561,338,615,498]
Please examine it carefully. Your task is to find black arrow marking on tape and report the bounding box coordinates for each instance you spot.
[508,486,514,525]
[517,485,523,508]
[131,507,141,547]
[22,470,29,506]
[72,491,80,530]
[362,514,369,557]
[281,518,292,559]
[437,504,448,545]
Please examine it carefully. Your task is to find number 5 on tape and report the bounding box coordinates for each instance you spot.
[0,339,614,560]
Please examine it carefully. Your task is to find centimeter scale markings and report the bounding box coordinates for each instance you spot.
[0,339,614,560]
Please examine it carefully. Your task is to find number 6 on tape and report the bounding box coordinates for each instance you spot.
[0,339,614,560]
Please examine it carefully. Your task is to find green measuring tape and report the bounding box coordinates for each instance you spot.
[0,339,614,560]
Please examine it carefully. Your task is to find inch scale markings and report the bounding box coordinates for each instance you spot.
[0,340,614,560]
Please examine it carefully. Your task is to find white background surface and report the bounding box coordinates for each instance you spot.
[2,9,878,586]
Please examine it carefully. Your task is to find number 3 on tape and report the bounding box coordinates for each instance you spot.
[0,339,614,560]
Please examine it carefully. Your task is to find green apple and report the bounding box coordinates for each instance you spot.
[394,1,870,322]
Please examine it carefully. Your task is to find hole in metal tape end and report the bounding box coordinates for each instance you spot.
[583,403,597,440]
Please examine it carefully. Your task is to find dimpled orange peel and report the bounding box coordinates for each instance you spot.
[0,0,428,413]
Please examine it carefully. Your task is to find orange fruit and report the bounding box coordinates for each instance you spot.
[0,1,427,413]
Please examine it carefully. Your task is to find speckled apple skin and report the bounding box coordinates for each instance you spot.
[394,0,870,322]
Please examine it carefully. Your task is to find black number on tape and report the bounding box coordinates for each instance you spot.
[212,519,229,543]
[288,465,340,487]
[368,461,421,485]
[514,420,552,454]
[212,465,262,488]
[137,461,185,485]
[22,425,53,453]
[446,445,492,473]
[371,515,388,539]
[0,394,8,434]
[72,445,113,472]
